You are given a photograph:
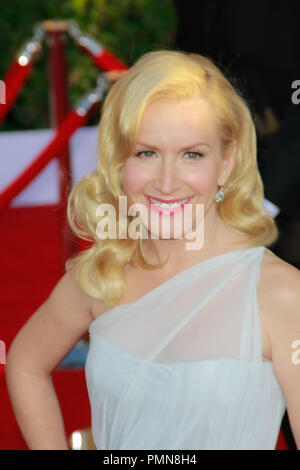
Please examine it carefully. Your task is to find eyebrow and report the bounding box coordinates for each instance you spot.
[135,142,211,150]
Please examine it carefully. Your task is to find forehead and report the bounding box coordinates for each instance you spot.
[137,97,219,144]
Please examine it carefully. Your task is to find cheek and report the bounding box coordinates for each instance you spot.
[122,161,149,195]
[184,167,218,195]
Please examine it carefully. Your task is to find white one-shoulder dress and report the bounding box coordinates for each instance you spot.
[85,246,286,450]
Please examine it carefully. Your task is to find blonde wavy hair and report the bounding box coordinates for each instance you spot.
[67,49,278,307]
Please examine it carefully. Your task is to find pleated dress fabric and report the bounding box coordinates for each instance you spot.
[85,246,286,450]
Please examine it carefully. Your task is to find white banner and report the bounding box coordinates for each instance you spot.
[0,126,98,206]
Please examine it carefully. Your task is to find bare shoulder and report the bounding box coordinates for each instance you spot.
[63,261,108,325]
[61,262,94,307]
[257,247,300,361]
[35,261,96,331]
[258,248,300,306]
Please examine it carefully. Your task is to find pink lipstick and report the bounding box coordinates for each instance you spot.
[144,194,194,216]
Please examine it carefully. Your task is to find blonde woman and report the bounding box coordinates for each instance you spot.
[5,50,300,450]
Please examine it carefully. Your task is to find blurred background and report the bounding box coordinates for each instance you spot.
[0,0,299,450]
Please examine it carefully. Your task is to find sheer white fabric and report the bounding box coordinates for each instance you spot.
[85,246,286,450]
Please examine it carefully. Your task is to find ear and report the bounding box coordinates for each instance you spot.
[218,139,237,186]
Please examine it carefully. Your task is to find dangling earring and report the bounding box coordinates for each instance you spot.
[215,185,225,203]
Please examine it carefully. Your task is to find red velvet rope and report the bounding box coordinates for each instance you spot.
[0,60,32,125]
[0,109,88,210]
[0,25,128,209]
[0,33,127,127]
[86,48,128,72]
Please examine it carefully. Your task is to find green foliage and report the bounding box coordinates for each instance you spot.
[0,0,177,130]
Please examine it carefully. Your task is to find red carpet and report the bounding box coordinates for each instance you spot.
[0,205,289,449]
[0,365,91,450]
[0,204,92,450]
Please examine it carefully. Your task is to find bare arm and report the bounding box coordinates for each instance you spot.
[5,264,96,450]
[261,259,300,449]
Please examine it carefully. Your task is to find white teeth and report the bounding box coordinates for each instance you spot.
[149,197,189,208]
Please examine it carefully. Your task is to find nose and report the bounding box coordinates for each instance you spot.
[152,157,182,195]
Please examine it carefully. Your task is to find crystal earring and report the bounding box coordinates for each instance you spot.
[215,185,225,203]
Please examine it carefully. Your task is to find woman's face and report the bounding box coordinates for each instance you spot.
[121,97,236,240]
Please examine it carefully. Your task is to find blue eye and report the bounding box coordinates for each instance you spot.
[185,152,204,159]
[135,151,156,159]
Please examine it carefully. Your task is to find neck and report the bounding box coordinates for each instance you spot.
[141,203,237,269]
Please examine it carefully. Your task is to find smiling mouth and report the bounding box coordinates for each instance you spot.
[144,194,194,209]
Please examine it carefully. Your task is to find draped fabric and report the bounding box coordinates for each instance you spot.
[85,246,286,450]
